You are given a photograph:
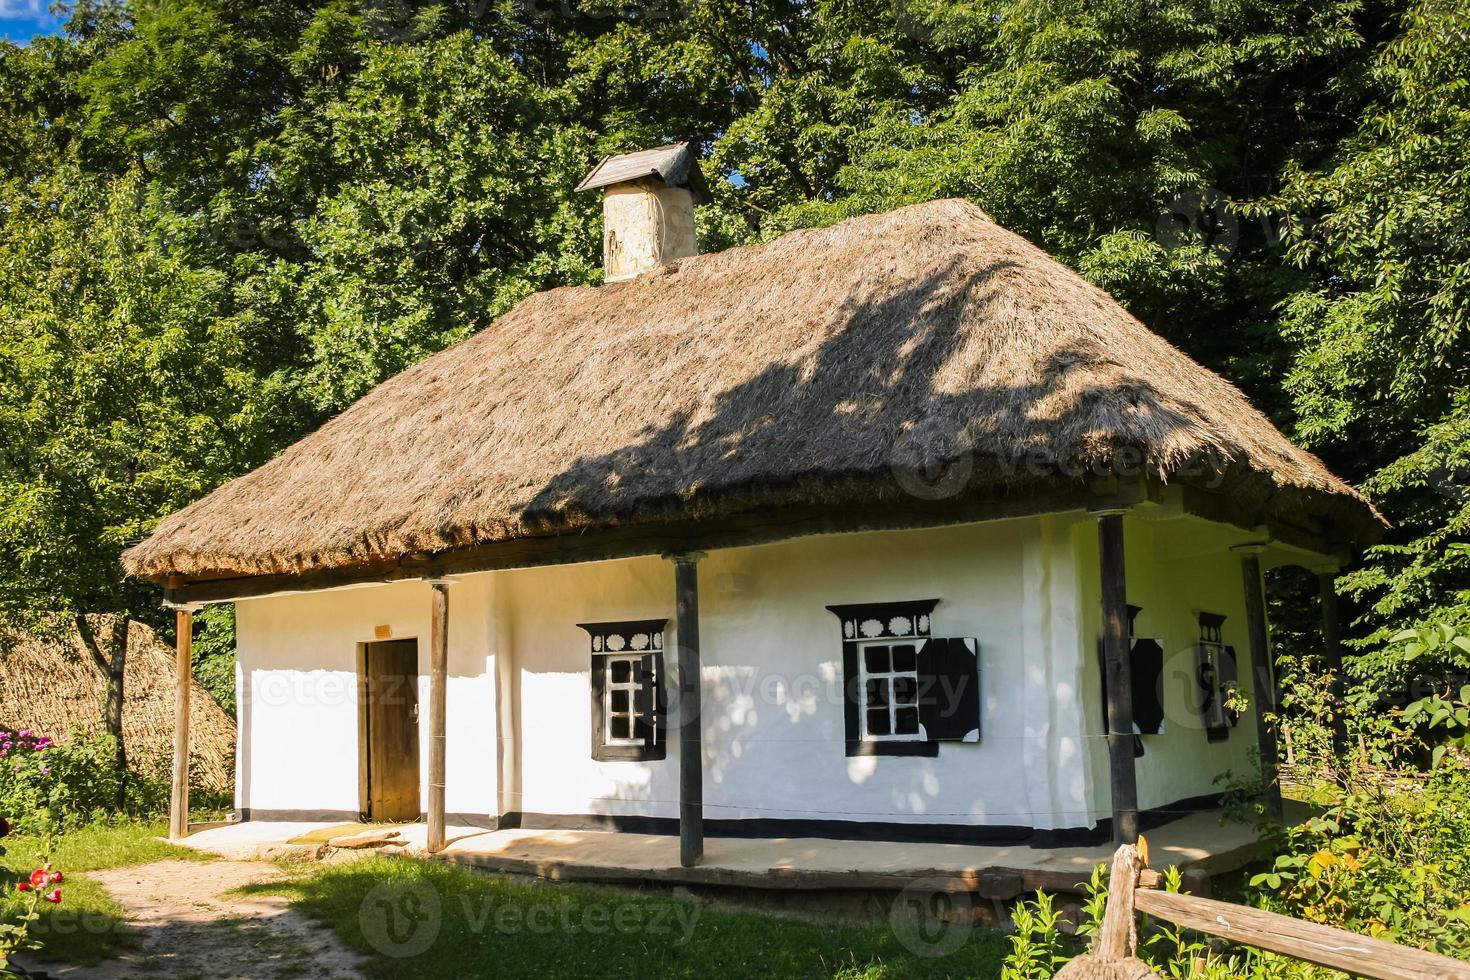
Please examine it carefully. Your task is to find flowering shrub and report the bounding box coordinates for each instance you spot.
[0,728,123,834]
[0,814,64,974]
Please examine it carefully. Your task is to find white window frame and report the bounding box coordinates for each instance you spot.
[603,652,648,747]
[856,637,924,742]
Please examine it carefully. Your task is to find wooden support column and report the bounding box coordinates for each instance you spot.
[1095,510,1139,845]
[1318,567,1347,752]
[669,552,705,867]
[427,580,450,853]
[166,576,195,841]
[1238,548,1284,818]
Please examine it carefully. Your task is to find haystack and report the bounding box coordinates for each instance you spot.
[0,618,234,794]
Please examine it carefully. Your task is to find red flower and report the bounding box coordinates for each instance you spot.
[44,889,61,904]
[16,882,31,892]
[28,869,48,888]
[49,871,63,884]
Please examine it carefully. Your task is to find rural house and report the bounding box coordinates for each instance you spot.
[124,144,1383,870]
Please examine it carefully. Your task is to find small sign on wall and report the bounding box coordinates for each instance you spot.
[374,624,392,640]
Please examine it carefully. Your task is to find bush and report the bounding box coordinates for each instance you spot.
[0,728,123,834]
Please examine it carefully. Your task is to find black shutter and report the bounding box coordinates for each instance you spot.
[918,638,980,742]
[1093,640,1146,758]
[1130,639,1165,735]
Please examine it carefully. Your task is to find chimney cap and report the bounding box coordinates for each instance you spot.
[575,141,712,205]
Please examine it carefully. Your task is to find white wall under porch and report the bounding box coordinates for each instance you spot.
[234,575,499,821]
[231,509,1266,838]
[499,516,1092,832]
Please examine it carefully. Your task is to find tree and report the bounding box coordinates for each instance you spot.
[1267,0,1470,652]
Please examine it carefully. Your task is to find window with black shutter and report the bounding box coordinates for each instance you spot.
[827,600,980,757]
[1195,612,1240,742]
[1096,605,1163,757]
[581,620,667,762]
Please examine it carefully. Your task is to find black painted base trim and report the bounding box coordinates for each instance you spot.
[239,794,1223,848]
[1031,792,1227,848]
[504,793,1224,848]
[237,808,360,823]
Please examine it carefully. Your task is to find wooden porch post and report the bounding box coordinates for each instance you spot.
[1317,567,1347,752]
[670,553,704,867]
[1095,511,1139,845]
[166,576,194,841]
[427,580,449,853]
[1239,548,1284,818]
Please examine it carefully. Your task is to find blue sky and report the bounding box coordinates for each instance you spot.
[1,0,64,43]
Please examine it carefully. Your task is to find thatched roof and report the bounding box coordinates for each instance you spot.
[124,199,1381,582]
[0,619,234,794]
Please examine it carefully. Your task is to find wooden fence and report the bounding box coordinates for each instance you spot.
[1056,840,1470,980]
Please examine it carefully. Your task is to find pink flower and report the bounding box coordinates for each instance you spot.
[29,869,49,888]
[39,767,49,776]
[48,872,62,884]
[44,889,61,904]
[17,731,30,739]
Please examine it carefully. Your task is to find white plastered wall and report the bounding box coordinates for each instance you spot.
[230,509,1274,833]
[497,516,1093,829]
[234,575,499,819]
[1074,513,1263,823]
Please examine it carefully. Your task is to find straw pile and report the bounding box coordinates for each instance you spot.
[123,198,1384,582]
[0,618,235,794]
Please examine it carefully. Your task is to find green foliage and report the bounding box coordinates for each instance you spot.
[1269,0,1470,638]
[1248,764,1470,957]
[1001,889,1067,979]
[0,821,207,967]
[0,730,125,834]
[191,604,237,715]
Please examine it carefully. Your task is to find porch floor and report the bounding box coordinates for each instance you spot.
[179,811,1262,898]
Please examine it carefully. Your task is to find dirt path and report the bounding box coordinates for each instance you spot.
[34,859,366,980]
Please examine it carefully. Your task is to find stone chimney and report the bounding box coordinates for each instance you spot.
[576,142,711,282]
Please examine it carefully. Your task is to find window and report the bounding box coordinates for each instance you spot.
[828,600,981,757]
[580,620,667,762]
[1195,612,1239,742]
[603,654,646,746]
[859,640,922,740]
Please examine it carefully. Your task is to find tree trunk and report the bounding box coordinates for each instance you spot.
[75,613,131,810]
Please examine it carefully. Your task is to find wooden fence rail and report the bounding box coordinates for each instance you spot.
[1057,841,1470,980]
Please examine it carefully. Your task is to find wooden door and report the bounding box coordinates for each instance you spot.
[363,640,420,822]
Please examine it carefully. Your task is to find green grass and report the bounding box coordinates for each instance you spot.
[242,855,1008,979]
[1,820,209,965]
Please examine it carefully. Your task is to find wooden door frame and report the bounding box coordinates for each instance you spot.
[357,639,420,822]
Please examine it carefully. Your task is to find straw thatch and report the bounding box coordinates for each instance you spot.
[0,618,235,794]
[123,198,1382,582]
